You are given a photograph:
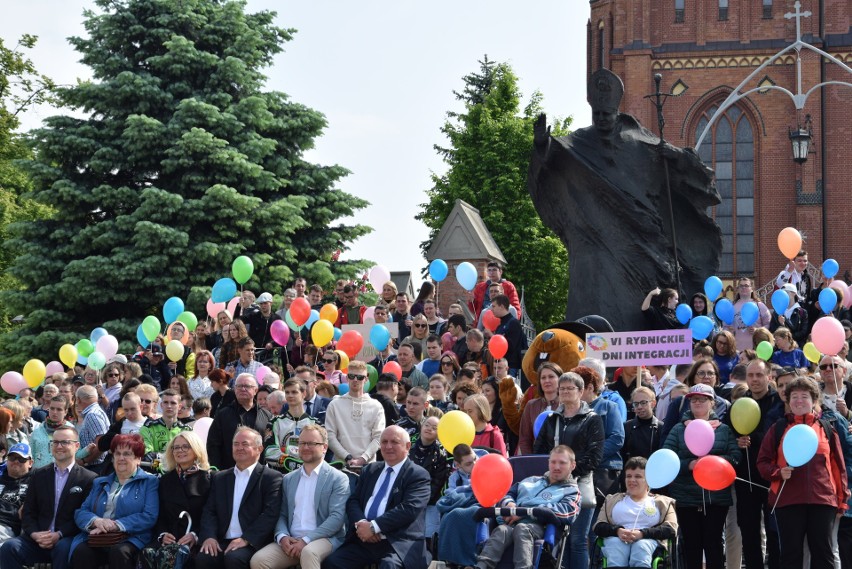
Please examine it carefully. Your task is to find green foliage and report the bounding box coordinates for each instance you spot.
[418,57,572,329]
[0,0,370,369]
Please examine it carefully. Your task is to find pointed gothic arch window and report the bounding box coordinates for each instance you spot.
[696,104,755,276]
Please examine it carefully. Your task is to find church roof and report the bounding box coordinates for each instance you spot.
[425,199,506,263]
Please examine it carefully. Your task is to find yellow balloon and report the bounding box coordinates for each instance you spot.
[311,320,334,347]
[58,344,78,369]
[23,359,46,388]
[165,339,185,362]
[438,410,475,453]
[731,397,761,435]
[335,350,350,372]
[803,342,821,364]
[320,303,339,322]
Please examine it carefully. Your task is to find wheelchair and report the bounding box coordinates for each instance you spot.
[589,533,680,569]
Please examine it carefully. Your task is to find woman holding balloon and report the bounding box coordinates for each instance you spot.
[640,287,683,330]
[757,377,850,569]
[517,362,563,455]
[662,383,740,569]
[723,278,771,354]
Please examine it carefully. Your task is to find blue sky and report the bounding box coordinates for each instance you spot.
[2,1,592,285]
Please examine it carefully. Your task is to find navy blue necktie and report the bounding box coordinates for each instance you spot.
[366,467,394,520]
[305,401,312,416]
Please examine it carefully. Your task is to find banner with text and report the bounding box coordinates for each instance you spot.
[584,329,692,367]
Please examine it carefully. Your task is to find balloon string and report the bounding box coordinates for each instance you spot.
[735,477,769,491]
[770,479,786,514]
[746,447,753,493]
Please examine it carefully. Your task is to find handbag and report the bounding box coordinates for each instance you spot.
[576,472,596,508]
[87,530,130,547]
[142,543,191,569]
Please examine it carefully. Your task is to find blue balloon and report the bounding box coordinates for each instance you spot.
[305,310,320,330]
[162,296,185,324]
[333,327,342,341]
[822,259,839,279]
[714,298,735,325]
[370,324,391,351]
[136,325,150,349]
[819,287,838,314]
[211,278,237,303]
[338,383,350,395]
[689,315,714,340]
[90,327,108,345]
[771,289,790,315]
[704,276,723,300]
[77,354,88,366]
[646,449,681,489]
[740,302,759,326]
[455,262,478,291]
[533,410,554,439]
[675,303,692,325]
[429,259,449,282]
[782,424,818,467]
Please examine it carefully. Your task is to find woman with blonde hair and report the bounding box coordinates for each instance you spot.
[215,319,246,369]
[464,393,507,456]
[380,280,398,307]
[723,277,771,355]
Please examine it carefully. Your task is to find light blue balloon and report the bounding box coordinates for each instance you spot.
[333,327,342,341]
[689,315,714,340]
[646,449,681,489]
[675,303,692,325]
[819,287,838,314]
[771,289,790,315]
[455,262,478,291]
[306,310,320,329]
[90,327,108,345]
[704,276,723,300]
[782,424,818,467]
[162,296,185,324]
[740,302,759,326]
[533,410,554,439]
[429,259,449,282]
[338,383,350,395]
[714,298,735,325]
[285,311,304,332]
[370,324,391,351]
[211,278,237,303]
[136,325,150,349]
[76,354,88,366]
[822,259,839,280]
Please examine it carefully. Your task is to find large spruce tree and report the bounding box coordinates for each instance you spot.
[417,57,571,328]
[0,0,369,367]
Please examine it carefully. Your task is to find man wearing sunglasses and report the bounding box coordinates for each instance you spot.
[325,361,385,469]
[0,431,96,569]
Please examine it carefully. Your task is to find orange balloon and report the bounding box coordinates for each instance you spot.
[471,454,513,506]
[489,334,509,359]
[778,227,802,259]
[319,303,339,322]
[482,309,500,332]
[693,455,735,491]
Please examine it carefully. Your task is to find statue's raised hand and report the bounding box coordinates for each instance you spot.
[534,113,550,148]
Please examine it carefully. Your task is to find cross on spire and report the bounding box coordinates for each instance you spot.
[784,0,812,43]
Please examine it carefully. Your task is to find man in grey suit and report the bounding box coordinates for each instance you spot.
[250,424,348,569]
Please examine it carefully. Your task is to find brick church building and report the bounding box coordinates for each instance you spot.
[587,0,851,290]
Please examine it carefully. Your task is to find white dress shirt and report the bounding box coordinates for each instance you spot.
[226,462,258,539]
[288,461,324,543]
[365,459,407,535]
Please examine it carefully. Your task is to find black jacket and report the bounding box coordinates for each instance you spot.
[621,415,663,463]
[206,402,272,470]
[21,463,96,540]
[409,440,451,505]
[153,468,211,542]
[533,402,605,478]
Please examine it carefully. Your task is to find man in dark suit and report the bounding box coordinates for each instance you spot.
[207,374,272,470]
[295,367,330,423]
[323,425,430,569]
[0,426,96,569]
[197,426,283,569]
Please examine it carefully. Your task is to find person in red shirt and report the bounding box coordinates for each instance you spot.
[468,262,520,321]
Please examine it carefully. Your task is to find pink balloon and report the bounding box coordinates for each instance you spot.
[829,280,851,309]
[207,298,226,319]
[270,319,290,346]
[684,419,715,457]
[227,297,240,316]
[192,417,214,445]
[368,265,391,291]
[45,361,64,376]
[362,306,376,323]
[812,317,845,356]
[0,371,27,395]
[256,365,269,385]
[95,334,119,359]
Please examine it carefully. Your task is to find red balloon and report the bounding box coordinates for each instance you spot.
[338,330,364,358]
[290,297,311,327]
[471,454,513,506]
[383,361,402,381]
[482,310,500,332]
[693,455,735,491]
[489,334,508,359]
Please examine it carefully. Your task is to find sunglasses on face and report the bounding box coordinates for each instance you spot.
[140,399,155,404]
[323,359,335,364]
[819,364,840,371]
[348,374,367,381]
[414,324,427,329]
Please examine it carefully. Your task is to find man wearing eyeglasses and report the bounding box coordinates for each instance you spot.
[325,361,386,469]
[207,374,272,470]
[251,425,348,569]
[0,429,96,569]
[819,355,852,421]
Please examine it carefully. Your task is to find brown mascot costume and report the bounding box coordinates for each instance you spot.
[499,315,614,444]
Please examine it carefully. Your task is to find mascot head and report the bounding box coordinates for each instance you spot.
[522,315,614,386]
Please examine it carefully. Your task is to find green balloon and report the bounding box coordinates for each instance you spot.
[366,364,378,392]
[177,311,198,331]
[285,310,304,332]
[756,340,773,361]
[142,315,161,342]
[88,351,106,370]
[232,255,254,285]
[76,339,94,357]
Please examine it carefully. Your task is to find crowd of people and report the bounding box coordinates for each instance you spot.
[0,254,848,569]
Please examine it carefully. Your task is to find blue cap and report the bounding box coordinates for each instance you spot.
[8,442,31,459]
